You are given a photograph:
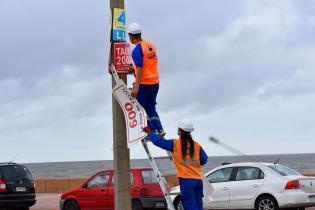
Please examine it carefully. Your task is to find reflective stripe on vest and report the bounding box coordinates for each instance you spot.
[172,139,202,180]
[135,40,159,85]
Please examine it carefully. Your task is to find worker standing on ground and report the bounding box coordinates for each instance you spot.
[127,22,165,137]
[143,119,208,210]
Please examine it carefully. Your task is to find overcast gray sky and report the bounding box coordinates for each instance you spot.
[1,0,315,163]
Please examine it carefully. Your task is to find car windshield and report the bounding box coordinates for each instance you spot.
[141,170,158,184]
[1,165,33,180]
[268,164,301,176]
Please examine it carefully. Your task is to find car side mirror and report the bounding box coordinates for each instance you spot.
[82,183,87,188]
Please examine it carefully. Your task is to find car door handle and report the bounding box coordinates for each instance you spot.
[100,189,106,192]
[222,187,229,190]
[252,184,260,187]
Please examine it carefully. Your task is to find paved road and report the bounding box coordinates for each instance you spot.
[31,193,315,210]
[31,193,60,210]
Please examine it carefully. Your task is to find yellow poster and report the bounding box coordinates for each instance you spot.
[112,8,126,41]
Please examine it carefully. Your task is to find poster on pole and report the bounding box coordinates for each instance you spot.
[112,8,126,42]
[112,82,147,147]
[203,175,214,203]
[113,42,131,74]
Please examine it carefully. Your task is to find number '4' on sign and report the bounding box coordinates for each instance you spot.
[118,11,125,25]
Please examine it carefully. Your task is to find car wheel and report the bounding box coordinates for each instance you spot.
[255,196,279,210]
[64,200,80,210]
[132,200,143,210]
[174,196,184,210]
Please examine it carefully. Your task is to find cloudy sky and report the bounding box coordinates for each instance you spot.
[1,0,315,163]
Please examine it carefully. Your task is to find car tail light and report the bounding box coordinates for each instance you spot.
[0,180,6,193]
[285,180,300,190]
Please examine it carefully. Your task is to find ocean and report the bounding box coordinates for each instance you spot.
[24,153,315,179]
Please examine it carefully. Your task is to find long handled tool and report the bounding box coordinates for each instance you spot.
[209,136,247,156]
[209,136,259,162]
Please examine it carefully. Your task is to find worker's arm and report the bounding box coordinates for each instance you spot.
[133,67,143,89]
[200,147,208,166]
[131,67,143,97]
[131,44,143,98]
[147,132,174,152]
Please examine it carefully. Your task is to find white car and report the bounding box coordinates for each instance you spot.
[170,162,315,210]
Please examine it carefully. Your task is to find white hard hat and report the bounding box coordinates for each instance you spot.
[177,119,194,133]
[127,22,143,34]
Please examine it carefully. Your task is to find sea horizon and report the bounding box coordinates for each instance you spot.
[22,153,315,179]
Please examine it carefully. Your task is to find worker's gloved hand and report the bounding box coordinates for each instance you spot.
[143,127,152,142]
[143,127,151,134]
[131,86,139,98]
[128,64,135,75]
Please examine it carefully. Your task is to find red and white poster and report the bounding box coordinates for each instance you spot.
[113,42,131,74]
[112,81,147,147]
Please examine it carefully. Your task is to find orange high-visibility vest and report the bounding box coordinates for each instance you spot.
[135,40,159,85]
[172,139,202,180]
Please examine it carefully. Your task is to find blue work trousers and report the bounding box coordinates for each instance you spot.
[136,84,163,131]
[179,178,203,210]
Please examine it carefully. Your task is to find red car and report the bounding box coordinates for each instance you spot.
[60,168,167,210]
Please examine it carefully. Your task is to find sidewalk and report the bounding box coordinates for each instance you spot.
[31,193,60,210]
[31,193,315,210]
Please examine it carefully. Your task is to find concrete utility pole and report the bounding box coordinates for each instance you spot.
[109,0,131,210]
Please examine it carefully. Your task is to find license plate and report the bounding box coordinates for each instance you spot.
[16,187,26,192]
[155,201,165,207]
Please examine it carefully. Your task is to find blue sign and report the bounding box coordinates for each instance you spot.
[113,29,126,42]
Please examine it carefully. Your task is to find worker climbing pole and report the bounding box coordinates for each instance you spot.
[126,22,166,138]
[126,22,173,158]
